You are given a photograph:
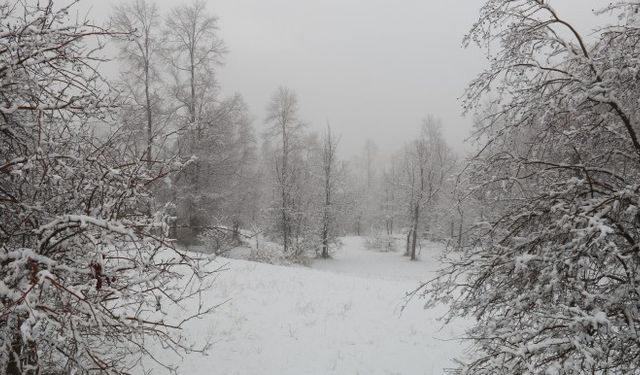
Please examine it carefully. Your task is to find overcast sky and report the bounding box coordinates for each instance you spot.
[80,0,603,158]
[213,0,485,158]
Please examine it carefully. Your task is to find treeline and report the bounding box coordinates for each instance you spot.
[344,117,467,259]
[108,0,348,258]
[107,0,468,261]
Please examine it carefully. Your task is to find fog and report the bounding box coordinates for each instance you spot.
[5,1,639,374]
[73,0,606,157]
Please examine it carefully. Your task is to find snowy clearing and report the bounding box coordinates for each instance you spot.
[158,236,468,375]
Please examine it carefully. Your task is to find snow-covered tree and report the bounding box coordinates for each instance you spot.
[264,86,306,256]
[164,0,225,128]
[403,116,454,260]
[319,125,344,258]
[217,95,260,242]
[0,2,216,373]
[162,0,232,243]
[344,140,383,237]
[381,154,404,237]
[196,94,261,252]
[416,1,640,373]
[111,0,166,165]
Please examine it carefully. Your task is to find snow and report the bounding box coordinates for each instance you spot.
[313,236,445,281]
[152,236,469,374]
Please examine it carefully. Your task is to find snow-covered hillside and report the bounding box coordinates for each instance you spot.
[157,237,468,375]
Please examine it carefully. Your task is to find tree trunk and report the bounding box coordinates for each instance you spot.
[281,122,290,255]
[189,46,196,125]
[405,228,412,256]
[321,225,329,258]
[410,204,419,260]
[144,59,153,168]
[282,205,289,254]
[232,221,240,243]
[457,210,464,250]
[321,129,332,259]
[321,202,330,258]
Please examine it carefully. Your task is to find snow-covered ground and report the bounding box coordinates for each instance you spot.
[157,236,468,375]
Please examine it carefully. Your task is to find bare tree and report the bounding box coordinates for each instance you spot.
[163,0,229,243]
[164,0,225,129]
[320,124,341,258]
[404,116,452,260]
[265,87,305,255]
[364,139,378,189]
[348,140,380,236]
[382,154,403,236]
[111,0,164,165]
[197,94,261,251]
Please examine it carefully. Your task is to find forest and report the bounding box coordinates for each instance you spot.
[2,0,640,374]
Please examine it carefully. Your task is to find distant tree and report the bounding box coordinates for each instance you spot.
[164,0,225,127]
[404,116,453,260]
[344,164,365,236]
[381,153,404,236]
[163,0,228,243]
[198,94,260,252]
[111,0,164,164]
[319,125,342,258]
[222,96,260,242]
[364,139,378,189]
[346,139,381,236]
[264,86,306,255]
[289,132,323,254]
